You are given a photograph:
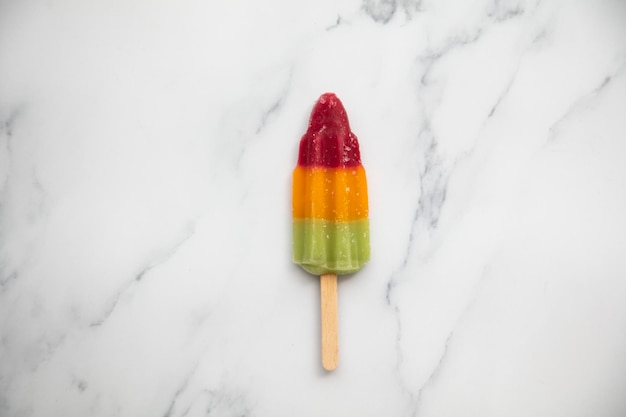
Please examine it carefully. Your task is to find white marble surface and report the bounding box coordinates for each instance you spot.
[1,0,626,416]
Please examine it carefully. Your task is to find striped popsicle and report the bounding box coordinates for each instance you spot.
[292,93,370,275]
[292,93,370,370]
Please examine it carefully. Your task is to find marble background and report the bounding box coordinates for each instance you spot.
[1,0,626,416]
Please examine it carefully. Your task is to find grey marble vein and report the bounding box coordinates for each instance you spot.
[90,222,198,328]
[410,267,494,416]
[548,65,626,143]
[487,0,526,22]
[419,30,483,86]
[363,0,398,24]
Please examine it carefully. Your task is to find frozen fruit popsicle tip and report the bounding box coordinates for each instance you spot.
[308,92,350,134]
[298,92,362,168]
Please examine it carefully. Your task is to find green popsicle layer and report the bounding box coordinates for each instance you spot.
[293,218,370,275]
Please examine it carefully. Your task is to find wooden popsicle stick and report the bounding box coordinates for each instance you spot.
[320,273,338,371]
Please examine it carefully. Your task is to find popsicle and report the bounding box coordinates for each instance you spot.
[292,92,370,370]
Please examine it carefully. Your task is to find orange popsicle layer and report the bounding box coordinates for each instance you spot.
[292,165,368,222]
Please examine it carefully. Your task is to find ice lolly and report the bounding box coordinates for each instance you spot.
[292,92,370,370]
